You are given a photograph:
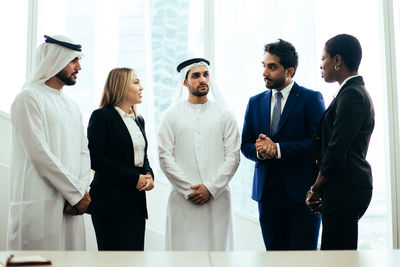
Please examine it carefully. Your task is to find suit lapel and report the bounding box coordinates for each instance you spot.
[260,90,272,136]
[135,115,148,151]
[336,76,364,99]
[110,107,131,136]
[109,107,135,153]
[323,77,364,117]
[276,83,300,134]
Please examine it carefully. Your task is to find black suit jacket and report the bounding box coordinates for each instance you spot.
[86,106,154,220]
[313,76,374,192]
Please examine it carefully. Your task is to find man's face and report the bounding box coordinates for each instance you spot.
[56,56,81,86]
[262,52,292,91]
[184,65,210,97]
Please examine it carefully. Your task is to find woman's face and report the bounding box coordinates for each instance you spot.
[320,48,338,83]
[126,71,143,105]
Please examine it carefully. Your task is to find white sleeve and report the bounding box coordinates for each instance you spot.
[78,112,91,192]
[158,110,194,200]
[203,111,240,199]
[11,92,84,205]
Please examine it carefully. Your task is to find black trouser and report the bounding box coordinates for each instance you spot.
[321,189,372,250]
[91,215,146,251]
[259,201,321,250]
[259,184,321,250]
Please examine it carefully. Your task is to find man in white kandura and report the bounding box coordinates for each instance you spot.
[8,35,91,250]
[158,58,240,251]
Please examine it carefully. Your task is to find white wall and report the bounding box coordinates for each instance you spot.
[0,111,264,251]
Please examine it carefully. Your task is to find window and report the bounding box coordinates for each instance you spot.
[0,2,28,113]
[36,0,205,181]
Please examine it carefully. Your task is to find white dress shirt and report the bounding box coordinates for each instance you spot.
[270,81,294,119]
[258,81,294,160]
[115,107,145,167]
[272,81,294,158]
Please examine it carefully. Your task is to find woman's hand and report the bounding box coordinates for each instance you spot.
[139,174,154,191]
[306,189,322,214]
[136,174,147,189]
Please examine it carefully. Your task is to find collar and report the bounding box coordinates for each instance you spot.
[333,74,361,98]
[114,106,136,119]
[42,84,63,95]
[272,80,294,99]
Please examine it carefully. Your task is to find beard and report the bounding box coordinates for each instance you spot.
[56,69,77,86]
[264,76,286,90]
[189,83,209,97]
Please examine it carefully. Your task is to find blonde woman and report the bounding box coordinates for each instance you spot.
[86,68,154,250]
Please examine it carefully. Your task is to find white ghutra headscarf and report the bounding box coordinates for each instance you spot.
[23,35,83,89]
[173,58,227,108]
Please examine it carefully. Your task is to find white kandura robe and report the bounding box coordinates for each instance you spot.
[158,100,240,251]
[8,84,91,250]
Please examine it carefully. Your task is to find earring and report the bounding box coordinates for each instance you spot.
[334,64,340,71]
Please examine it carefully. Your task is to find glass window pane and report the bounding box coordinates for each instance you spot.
[0,2,28,113]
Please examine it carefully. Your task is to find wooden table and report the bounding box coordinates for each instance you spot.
[2,250,399,267]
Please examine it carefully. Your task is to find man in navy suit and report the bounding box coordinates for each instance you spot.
[241,39,325,250]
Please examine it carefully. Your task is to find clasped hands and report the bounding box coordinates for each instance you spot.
[255,133,277,159]
[64,191,91,216]
[305,189,322,214]
[188,184,211,205]
[136,173,154,191]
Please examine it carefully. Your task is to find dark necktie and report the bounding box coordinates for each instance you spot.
[271,91,283,135]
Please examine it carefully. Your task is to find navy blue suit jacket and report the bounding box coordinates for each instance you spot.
[241,82,325,203]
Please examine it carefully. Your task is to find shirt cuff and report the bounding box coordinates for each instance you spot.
[68,191,85,206]
[203,181,217,198]
[275,143,281,159]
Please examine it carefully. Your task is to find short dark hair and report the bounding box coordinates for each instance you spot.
[325,34,362,72]
[264,39,298,77]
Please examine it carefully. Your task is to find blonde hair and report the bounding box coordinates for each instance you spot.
[99,68,136,113]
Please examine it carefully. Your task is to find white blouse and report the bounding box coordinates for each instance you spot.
[115,107,146,167]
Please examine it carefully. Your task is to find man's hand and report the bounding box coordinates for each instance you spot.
[139,173,154,191]
[63,201,78,216]
[255,133,277,159]
[73,191,91,215]
[188,184,211,205]
[305,189,322,214]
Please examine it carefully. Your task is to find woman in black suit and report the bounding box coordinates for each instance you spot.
[306,34,375,250]
[87,68,154,250]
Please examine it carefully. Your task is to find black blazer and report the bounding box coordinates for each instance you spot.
[86,106,154,220]
[313,76,374,192]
